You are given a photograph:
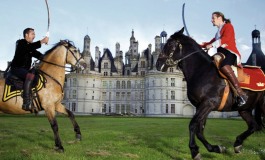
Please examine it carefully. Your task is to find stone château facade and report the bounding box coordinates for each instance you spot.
[63,30,245,117]
[0,29,262,118]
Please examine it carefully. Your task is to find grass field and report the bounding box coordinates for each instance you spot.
[0,115,264,160]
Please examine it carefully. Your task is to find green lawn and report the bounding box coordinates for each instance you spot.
[0,115,264,160]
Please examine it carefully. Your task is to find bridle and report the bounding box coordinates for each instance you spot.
[41,44,83,72]
[37,43,84,92]
[161,40,202,70]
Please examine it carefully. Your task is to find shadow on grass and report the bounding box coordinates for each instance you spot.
[134,128,265,160]
[134,132,189,159]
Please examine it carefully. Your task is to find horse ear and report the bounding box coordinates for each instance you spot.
[180,27,185,34]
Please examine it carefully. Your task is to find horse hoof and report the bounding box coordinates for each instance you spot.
[218,145,227,153]
[54,146,64,153]
[193,153,202,160]
[234,145,242,153]
[76,134,82,141]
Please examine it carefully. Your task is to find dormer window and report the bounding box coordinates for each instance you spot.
[104,62,108,69]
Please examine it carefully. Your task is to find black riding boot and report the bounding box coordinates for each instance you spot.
[22,78,33,111]
[220,65,248,108]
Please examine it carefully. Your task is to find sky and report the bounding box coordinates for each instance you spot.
[1,0,265,70]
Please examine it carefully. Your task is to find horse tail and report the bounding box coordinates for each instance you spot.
[254,103,265,132]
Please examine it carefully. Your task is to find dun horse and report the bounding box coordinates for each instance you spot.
[156,28,265,160]
[0,40,86,152]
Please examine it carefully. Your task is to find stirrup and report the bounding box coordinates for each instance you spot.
[236,96,246,107]
[22,100,32,111]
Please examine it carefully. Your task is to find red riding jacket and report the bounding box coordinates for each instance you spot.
[201,23,241,66]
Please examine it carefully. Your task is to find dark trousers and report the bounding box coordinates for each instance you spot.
[217,47,237,68]
[10,68,37,84]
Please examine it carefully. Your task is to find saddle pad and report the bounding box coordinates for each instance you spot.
[2,74,45,102]
[240,67,265,91]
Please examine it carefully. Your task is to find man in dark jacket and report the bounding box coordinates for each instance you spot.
[10,28,49,111]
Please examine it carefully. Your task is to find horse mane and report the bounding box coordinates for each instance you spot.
[44,39,75,56]
[170,31,213,64]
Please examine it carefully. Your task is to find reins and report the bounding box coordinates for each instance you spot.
[40,45,83,72]
[38,69,64,92]
[36,43,83,93]
[163,40,203,69]
[167,50,202,67]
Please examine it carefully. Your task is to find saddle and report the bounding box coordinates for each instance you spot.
[2,71,46,112]
[213,53,265,91]
[213,53,265,111]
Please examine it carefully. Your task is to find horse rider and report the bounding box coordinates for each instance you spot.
[10,28,49,111]
[201,11,248,108]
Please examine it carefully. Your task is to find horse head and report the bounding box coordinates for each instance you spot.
[156,27,186,72]
[156,27,202,72]
[60,40,87,71]
[42,40,87,71]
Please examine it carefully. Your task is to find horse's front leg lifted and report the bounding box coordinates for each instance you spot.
[50,118,64,152]
[189,100,226,160]
[196,118,226,154]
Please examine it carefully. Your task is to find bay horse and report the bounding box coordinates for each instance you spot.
[0,40,86,152]
[156,28,265,160]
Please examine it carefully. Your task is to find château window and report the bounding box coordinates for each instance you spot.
[121,92,125,100]
[104,62,108,69]
[171,104,175,114]
[104,72,108,76]
[140,92,144,100]
[102,81,107,88]
[102,92,106,100]
[170,67,174,72]
[140,80,144,88]
[122,81,126,89]
[171,91,175,100]
[141,61,145,68]
[72,90,77,98]
[116,92,120,100]
[72,103,76,112]
[72,78,77,86]
[127,92,131,100]
[109,81,112,88]
[116,81,120,89]
[102,104,106,113]
[171,78,175,87]
[127,81,131,89]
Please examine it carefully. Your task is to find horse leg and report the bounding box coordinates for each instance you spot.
[189,106,213,160]
[46,108,64,152]
[234,110,258,153]
[189,115,203,160]
[55,103,81,141]
[189,101,224,160]
[196,117,226,153]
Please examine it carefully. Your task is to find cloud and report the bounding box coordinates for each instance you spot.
[239,44,251,51]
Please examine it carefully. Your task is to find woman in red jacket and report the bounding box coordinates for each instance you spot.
[201,11,247,108]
